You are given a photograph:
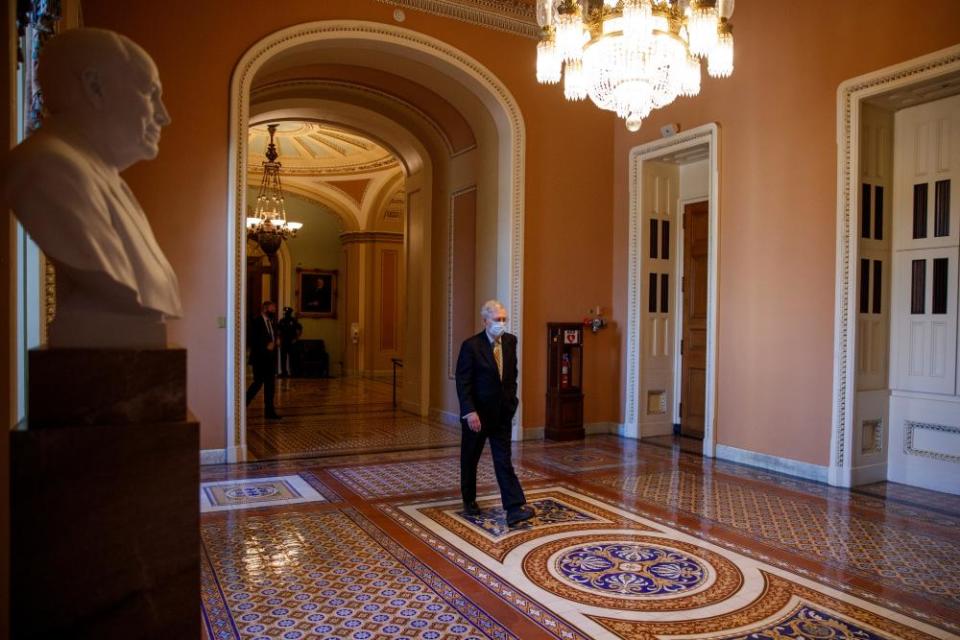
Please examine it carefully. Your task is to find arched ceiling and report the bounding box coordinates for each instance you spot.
[247,120,404,231]
[248,121,399,175]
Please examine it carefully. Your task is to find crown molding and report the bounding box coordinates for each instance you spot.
[377,0,539,38]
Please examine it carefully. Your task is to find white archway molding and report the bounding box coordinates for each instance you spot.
[277,182,361,232]
[227,21,525,459]
[624,123,720,458]
[366,172,407,231]
[831,44,960,487]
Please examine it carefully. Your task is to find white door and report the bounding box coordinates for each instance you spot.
[888,93,960,494]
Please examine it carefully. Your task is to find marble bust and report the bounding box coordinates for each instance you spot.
[1,28,182,348]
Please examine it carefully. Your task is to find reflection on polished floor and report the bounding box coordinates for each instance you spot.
[246,377,460,460]
[202,426,960,639]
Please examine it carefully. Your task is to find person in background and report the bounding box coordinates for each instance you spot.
[455,299,534,527]
[278,306,303,378]
[246,300,281,419]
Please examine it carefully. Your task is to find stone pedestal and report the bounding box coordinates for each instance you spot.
[11,348,199,640]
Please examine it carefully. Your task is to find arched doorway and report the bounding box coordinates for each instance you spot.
[225,21,525,461]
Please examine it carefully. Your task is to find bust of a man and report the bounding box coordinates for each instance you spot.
[1,28,181,348]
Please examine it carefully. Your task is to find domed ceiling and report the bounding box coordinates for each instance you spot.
[248,121,399,175]
[247,121,404,232]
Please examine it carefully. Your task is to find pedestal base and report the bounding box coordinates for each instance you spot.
[12,347,199,639]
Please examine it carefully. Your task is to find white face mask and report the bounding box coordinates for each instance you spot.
[488,321,507,337]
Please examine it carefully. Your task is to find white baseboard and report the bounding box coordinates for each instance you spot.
[850,462,888,486]
[200,448,226,465]
[616,422,636,439]
[716,443,828,483]
[226,445,248,464]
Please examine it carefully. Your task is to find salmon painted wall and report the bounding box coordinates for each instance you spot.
[80,0,617,447]
[612,1,960,466]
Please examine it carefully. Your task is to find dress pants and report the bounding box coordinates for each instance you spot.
[245,361,276,414]
[460,415,525,511]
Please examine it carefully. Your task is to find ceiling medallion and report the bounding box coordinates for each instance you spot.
[535,0,734,131]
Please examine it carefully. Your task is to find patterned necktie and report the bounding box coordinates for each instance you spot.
[493,338,503,379]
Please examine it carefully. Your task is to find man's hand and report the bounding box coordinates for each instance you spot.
[465,411,481,432]
[267,341,275,351]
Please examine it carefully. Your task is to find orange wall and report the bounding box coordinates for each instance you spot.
[81,0,617,444]
[612,1,960,465]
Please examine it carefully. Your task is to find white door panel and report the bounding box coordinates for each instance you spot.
[889,93,960,493]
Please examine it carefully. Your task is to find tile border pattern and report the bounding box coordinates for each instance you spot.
[199,508,520,640]
[569,480,960,635]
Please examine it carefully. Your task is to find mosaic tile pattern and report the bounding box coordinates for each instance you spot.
[328,456,548,499]
[587,469,960,607]
[519,447,639,473]
[248,416,460,459]
[458,498,596,538]
[523,533,744,612]
[200,430,960,639]
[854,481,960,517]
[411,490,642,562]
[387,486,947,640]
[719,602,887,640]
[200,475,327,512]
[247,377,461,460]
[200,509,515,640]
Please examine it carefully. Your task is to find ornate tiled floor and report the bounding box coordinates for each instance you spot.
[246,377,460,459]
[201,435,960,639]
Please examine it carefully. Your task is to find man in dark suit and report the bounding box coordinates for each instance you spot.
[246,300,281,419]
[456,300,534,526]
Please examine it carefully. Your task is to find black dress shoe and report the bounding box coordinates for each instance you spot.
[462,501,481,515]
[265,412,282,420]
[506,505,535,526]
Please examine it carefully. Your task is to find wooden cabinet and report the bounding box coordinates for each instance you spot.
[546,323,585,440]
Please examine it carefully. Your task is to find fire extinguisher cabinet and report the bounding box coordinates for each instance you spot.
[546,322,585,441]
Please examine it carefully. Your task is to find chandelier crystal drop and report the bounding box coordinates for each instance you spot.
[246,124,303,255]
[535,0,735,131]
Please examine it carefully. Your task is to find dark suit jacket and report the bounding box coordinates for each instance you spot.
[455,331,519,426]
[247,314,277,371]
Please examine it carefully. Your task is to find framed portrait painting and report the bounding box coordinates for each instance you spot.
[297,268,337,318]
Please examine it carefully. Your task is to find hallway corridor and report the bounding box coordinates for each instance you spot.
[199,435,959,639]
[246,377,460,460]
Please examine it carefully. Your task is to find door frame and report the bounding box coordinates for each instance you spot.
[831,44,960,487]
[672,196,710,432]
[225,21,527,461]
[624,123,720,457]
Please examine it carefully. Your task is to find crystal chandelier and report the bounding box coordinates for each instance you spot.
[246,124,303,254]
[536,0,735,131]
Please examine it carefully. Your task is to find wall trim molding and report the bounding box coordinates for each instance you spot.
[830,44,960,487]
[850,461,888,486]
[625,123,720,458]
[904,420,960,464]
[226,20,526,456]
[200,449,227,466]
[376,0,539,39]
[447,185,479,380]
[716,444,829,484]
[339,231,405,245]
[226,445,247,464]
[585,421,619,435]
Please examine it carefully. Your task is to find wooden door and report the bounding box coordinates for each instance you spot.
[246,249,279,317]
[681,201,709,438]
